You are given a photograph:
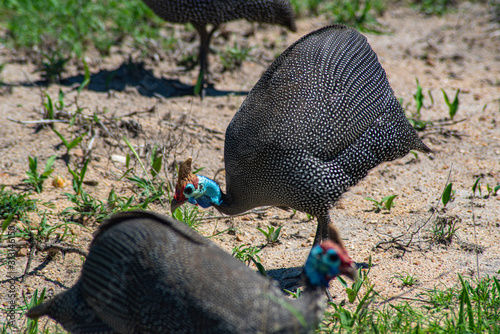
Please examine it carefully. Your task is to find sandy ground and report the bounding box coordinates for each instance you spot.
[0,1,499,331]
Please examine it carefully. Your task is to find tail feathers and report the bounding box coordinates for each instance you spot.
[26,282,114,334]
[412,138,433,154]
[25,301,51,320]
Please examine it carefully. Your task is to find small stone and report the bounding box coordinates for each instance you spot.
[16,248,29,257]
[52,175,67,188]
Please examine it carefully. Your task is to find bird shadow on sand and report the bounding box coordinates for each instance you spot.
[267,261,370,291]
[0,257,70,290]
[267,266,303,290]
[21,60,249,99]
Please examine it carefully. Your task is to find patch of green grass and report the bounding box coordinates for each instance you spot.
[0,62,5,83]
[257,225,282,244]
[364,194,398,213]
[393,273,419,288]
[486,183,500,198]
[290,0,322,16]
[441,182,454,207]
[63,187,141,223]
[63,190,105,220]
[62,155,161,222]
[67,158,90,196]
[284,287,302,299]
[23,155,57,194]
[325,0,385,33]
[429,215,459,246]
[405,78,436,131]
[177,51,198,71]
[24,289,46,334]
[232,244,266,276]
[149,146,163,179]
[126,175,165,202]
[412,0,456,16]
[442,88,460,120]
[472,176,482,197]
[218,42,254,72]
[470,177,500,200]
[413,78,425,119]
[318,271,500,333]
[3,287,66,334]
[291,0,386,30]
[43,90,65,122]
[172,205,206,230]
[0,186,37,232]
[232,244,262,265]
[19,212,83,243]
[37,52,69,83]
[0,0,165,58]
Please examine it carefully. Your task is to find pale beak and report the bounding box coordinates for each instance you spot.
[341,262,358,281]
[170,198,185,214]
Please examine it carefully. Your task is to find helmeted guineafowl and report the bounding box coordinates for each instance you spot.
[142,0,296,91]
[26,210,356,334]
[171,25,432,252]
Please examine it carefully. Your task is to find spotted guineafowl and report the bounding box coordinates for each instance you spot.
[26,210,356,333]
[171,25,432,253]
[142,0,296,91]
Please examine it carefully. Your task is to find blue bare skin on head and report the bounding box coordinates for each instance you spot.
[304,241,351,287]
[183,175,223,208]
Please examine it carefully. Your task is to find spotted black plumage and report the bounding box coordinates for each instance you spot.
[26,211,355,334]
[142,0,296,90]
[220,25,431,244]
[173,25,431,248]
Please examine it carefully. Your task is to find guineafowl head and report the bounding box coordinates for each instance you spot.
[305,240,357,287]
[171,157,223,212]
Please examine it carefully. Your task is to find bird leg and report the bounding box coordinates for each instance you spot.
[315,214,347,303]
[323,287,334,303]
[193,24,218,96]
[314,214,345,249]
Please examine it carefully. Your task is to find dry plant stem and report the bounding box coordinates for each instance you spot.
[185,123,225,135]
[470,193,480,277]
[199,208,271,220]
[379,271,451,305]
[431,118,467,127]
[421,129,467,139]
[7,118,69,124]
[120,106,157,119]
[0,239,88,282]
[162,121,225,136]
[0,241,88,256]
[372,164,454,252]
[31,242,88,257]
[22,232,36,283]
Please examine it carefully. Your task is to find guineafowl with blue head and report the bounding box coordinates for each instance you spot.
[26,210,356,333]
[172,24,431,256]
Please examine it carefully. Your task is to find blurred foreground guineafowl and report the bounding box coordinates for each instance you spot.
[171,25,432,253]
[142,0,296,91]
[26,210,356,334]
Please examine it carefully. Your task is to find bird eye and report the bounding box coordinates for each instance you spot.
[184,186,193,195]
[328,252,339,262]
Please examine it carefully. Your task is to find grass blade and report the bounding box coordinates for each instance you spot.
[442,183,453,206]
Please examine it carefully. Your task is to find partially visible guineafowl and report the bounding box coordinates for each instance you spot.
[142,0,296,91]
[26,211,356,334]
[172,25,432,253]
